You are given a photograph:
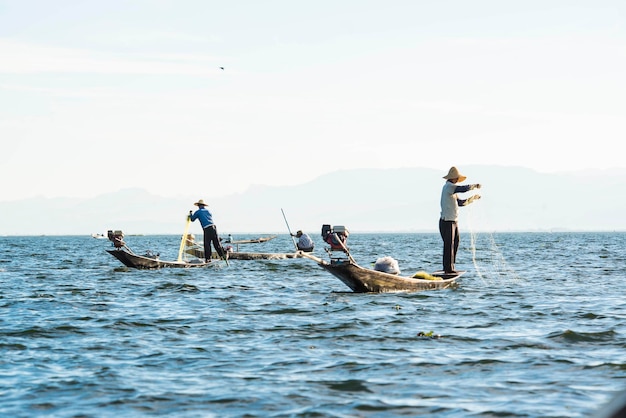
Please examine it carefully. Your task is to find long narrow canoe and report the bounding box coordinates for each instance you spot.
[107,248,221,269]
[185,246,301,260]
[229,235,277,244]
[226,252,302,260]
[300,252,463,293]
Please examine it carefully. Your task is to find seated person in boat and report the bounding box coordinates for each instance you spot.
[292,230,314,252]
[185,233,196,246]
[184,233,204,258]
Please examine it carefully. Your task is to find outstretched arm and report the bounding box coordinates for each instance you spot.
[454,183,481,193]
[456,183,481,206]
[459,194,481,206]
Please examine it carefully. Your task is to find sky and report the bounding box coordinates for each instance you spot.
[1,0,625,202]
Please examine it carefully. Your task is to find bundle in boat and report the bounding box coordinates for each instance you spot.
[373,256,401,274]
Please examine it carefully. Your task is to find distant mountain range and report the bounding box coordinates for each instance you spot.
[2,165,625,236]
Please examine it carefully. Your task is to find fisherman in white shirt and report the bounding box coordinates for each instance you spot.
[439,167,481,273]
[293,230,314,252]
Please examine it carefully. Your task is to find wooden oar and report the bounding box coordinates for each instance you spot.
[177,215,192,262]
[281,208,299,251]
[221,248,230,267]
[299,251,325,264]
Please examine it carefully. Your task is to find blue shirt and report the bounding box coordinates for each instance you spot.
[190,207,214,229]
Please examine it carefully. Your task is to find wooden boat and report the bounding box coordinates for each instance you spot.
[107,246,222,269]
[224,234,278,253]
[226,251,301,260]
[300,252,464,293]
[229,235,277,245]
[184,235,299,260]
[104,229,225,269]
[186,247,302,260]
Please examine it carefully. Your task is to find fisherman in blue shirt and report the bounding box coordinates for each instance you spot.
[189,199,227,262]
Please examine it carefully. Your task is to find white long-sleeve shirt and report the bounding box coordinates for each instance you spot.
[440,182,474,221]
[297,234,314,250]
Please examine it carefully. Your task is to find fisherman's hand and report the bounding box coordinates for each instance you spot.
[470,194,482,203]
[473,184,482,190]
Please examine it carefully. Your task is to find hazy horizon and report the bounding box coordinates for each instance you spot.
[2,165,625,236]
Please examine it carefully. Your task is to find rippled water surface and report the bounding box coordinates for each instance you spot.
[1,232,625,417]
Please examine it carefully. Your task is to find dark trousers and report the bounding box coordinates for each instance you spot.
[439,219,459,273]
[203,225,225,260]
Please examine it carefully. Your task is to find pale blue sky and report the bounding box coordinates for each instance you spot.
[1,1,625,201]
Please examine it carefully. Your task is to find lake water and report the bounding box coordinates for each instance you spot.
[1,232,625,417]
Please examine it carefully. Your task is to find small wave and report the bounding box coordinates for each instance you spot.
[6,324,86,338]
[145,282,201,295]
[322,379,373,393]
[549,329,617,343]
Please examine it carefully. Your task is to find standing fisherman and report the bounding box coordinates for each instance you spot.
[189,199,227,263]
[439,167,481,273]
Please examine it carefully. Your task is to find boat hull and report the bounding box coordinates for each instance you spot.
[227,252,301,260]
[185,248,301,260]
[300,253,463,293]
[107,249,215,269]
[230,235,277,244]
[321,261,462,293]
